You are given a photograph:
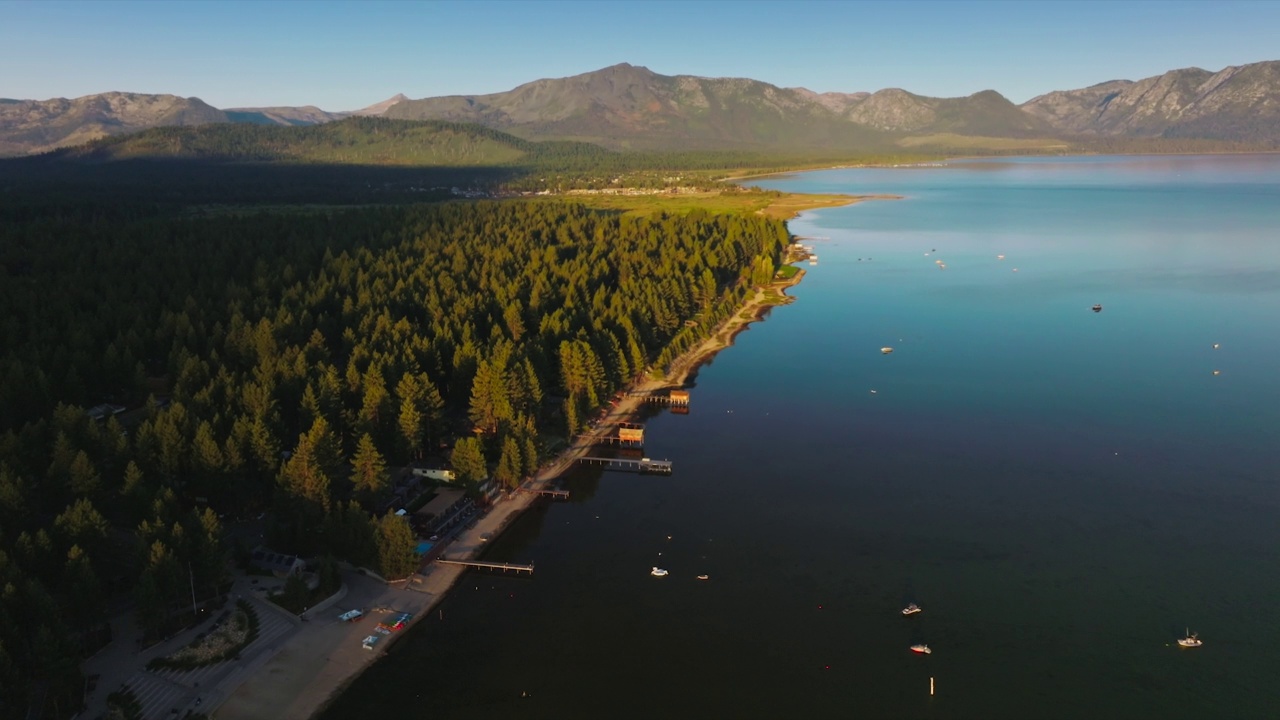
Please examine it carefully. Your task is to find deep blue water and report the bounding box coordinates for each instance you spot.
[325,155,1280,719]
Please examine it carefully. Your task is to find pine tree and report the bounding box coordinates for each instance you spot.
[468,360,513,435]
[375,513,417,580]
[305,416,344,484]
[495,436,522,490]
[358,363,389,437]
[279,433,332,513]
[68,450,100,498]
[350,433,389,508]
[449,437,487,483]
[395,372,425,459]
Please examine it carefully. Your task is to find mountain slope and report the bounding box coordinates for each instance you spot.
[0,92,226,156]
[1021,60,1280,141]
[5,60,1278,157]
[351,93,409,117]
[385,63,894,150]
[224,105,344,126]
[47,116,620,170]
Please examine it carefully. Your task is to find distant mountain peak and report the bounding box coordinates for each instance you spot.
[1021,59,1280,140]
[0,92,227,156]
[352,93,409,117]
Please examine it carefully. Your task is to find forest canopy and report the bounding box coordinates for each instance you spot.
[0,195,791,718]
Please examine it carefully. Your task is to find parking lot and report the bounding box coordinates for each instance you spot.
[121,595,299,720]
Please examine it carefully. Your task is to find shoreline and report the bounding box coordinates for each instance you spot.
[219,239,814,720]
[721,149,1280,184]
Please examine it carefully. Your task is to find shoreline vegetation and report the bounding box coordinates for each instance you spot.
[231,190,889,720]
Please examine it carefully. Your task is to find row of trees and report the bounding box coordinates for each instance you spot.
[0,197,791,718]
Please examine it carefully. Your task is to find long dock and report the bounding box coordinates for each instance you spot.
[627,391,690,406]
[436,559,534,574]
[519,487,570,499]
[577,456,674,474]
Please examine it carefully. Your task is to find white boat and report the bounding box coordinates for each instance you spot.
[1177,629,1202,648]
[881,347,894,355]
[902,603,922,616]
[910,644,932,655]
[696,574,709,580]
[650,567,668,577]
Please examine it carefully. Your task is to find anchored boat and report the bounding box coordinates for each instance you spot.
[910,644,932,655]
[902,603,922,616]
[650,567,669,577]
[1177,629,1202,648]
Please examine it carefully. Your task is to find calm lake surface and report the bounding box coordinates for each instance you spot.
[325,155,1280,719]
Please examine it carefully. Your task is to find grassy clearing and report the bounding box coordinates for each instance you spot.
[895,133,1071,151]
[148,600,260,671]
[542,190,872,219]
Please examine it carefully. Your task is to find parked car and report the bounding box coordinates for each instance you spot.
[338,609,363,622]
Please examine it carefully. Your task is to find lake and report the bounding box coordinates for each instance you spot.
[323,155,1280,719]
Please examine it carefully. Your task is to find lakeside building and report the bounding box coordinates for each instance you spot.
[411,488,472,537]
[250,547,305,577]
[86,403,127,421]
[411,466,457,482]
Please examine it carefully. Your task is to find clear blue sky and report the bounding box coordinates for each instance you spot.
[2,0,1277,110]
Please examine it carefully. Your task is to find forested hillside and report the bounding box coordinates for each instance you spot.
[0,199,790,718]
[0,117,934,206]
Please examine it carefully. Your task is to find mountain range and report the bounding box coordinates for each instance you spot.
[2,60,1278,157]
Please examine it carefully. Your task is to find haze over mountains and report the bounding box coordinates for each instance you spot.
[2,60,1278,157]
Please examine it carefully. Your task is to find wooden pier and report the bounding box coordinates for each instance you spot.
[584,435,644,447]
[578,420,646,447]
[628,390,690,406]
[520,487,570,500]
[577,456,674,474]
[436,559,534,574]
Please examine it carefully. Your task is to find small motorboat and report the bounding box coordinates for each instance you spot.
[696,574,709,580]
[902,603,922,616]
[881,347,894,355]
[910,644,932,655]
[1177,630,1202,648]
[1212,370,1221,376]
[650,567,669,577]
[1092,304,1103,313]
[1212,343,1220,349]
[997,254,1005,260]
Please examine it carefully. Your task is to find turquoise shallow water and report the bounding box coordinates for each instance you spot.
[325,155,1280,719]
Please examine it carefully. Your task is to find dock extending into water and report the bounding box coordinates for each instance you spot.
[627,390,690,406]
[436,559,535,574]
[519,487,570,500]
[577,456,674,474]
